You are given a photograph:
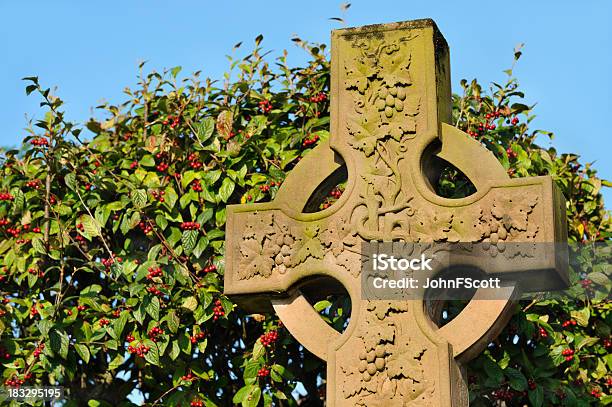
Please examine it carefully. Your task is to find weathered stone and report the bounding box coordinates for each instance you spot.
[225,19,568,406]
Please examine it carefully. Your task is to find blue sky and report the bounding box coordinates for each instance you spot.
[1,0,610,207]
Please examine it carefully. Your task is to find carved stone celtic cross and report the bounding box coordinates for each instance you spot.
[225,20,567,406]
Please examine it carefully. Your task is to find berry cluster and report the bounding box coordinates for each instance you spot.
[4,376,25,387]
[0,219,9,227]
[0,192,14,201]
[187,153,203,169]
[181,371,195,381]
[192,179,203,192]
[259,330,279,347]
[190,400,204,407]
[506,147,518,159]
[151,190,165,203]
[147,285,164,296]
[102,257,115,270]
[302,134,319,147]
[139,221,153,234]
[257,367,270,377]
[603,338,612,349]
[147,326,165,342]
[320,187,344,210]
[77,304,87,312]
[580,279,593,288]
[562,348,575,361]
[162,115,180,129]
[180,221,200,231]
[126,333,135,342]
[561,319,577,328]
[128,343,150,357]
[130,161,138,170]
[25,179,42,189]
[511,116,519,125]
[492,388,515,402]
[5,226,21,238]
[466,110,507,137]
[146,266,163,280]
[99,318,110,327]
[309,92,327,103]
[30,305,39,317]
[258,100,273,114]
[73,233,84,243]
[212,299,225,321]
[591,387,602,398]
[203,263,217,273]
[537,327,548,338]
[156,162,169,172]
[30,137,49,146]
[32,227,41,233]
[190,332,206,344]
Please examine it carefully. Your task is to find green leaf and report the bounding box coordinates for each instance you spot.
[80,214,101,238]
[314,300,332,312]
[170,66,182,78]
[167,310,179,333]
[482,358,503,386]
[182,230,198,255]
[144,341,160,366]
[528,386,544,407]
[252,341,265,360]
[65,173,77,190]
[505,367,527,391]
[31,237,46,254]
[570,307,590,327]
[49,329,69,359]
[219,177,235,203]
[233,385,254,404]
[181,296,198,312]
[132,189,148,208]
[75,343,91,363]
[197,118,215,142]
[244,386,261,407]
[243,360,260,385]
[111,311,129,340]
[146,296,160,320]
[168,340,180,360]
[270,364,286,382]
[140,155,155,167]
[108,353,124,370]
[576,336,599,350]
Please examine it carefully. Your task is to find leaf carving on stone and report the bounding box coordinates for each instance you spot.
[243,211,275,241]
[320,217,353,256]
[366,300,408,321]
[378,45,412,89]
[345,55,378,93]
[410,210,453,242]
[447,207,486,242]
[238,237,276,279]
[491,194,538,232]
[288,224,324,267]
[386,336,426,381]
